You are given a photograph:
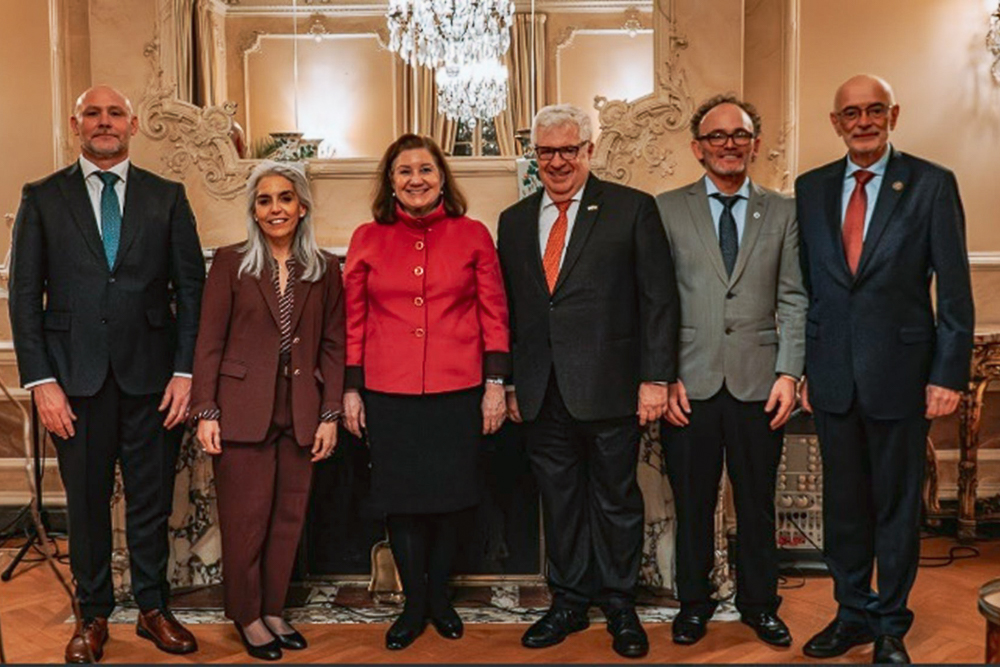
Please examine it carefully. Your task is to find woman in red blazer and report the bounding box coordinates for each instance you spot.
[342,134,510,650]
[190,161,345,660]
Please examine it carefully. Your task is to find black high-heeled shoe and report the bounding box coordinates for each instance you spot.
[234,621,282,661]
[385,614,426,650]
[429,605,463,639]
[263,618,308,650]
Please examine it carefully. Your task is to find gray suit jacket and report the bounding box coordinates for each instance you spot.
[655,178,806,402]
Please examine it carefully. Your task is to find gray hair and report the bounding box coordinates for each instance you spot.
[239,160,327,282]
[531,104,593,145]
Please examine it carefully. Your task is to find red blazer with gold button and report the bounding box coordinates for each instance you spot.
[343,204,510,394]
[190,244,346,446]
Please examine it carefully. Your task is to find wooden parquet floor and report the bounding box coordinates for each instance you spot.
[0,537,993,664]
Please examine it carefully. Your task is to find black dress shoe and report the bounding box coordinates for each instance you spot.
[386,614,426,650]
[521,607,590,648]
[263,619,307,650]
[233,622,282,661]
[741,611,792,647]
[672,611,710,645]
[606,608,648,658]
[873,636,910,664]
[429,605,464,639]
[803,618,876,658]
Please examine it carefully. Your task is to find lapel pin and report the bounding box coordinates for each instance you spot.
[587,204,598,211]
[892,181,904,192]
[753,211,761,219]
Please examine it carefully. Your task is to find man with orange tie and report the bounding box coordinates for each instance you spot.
[496,104,679,659]
[796,74,974,664]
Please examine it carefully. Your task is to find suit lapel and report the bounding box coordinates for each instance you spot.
[685,179,729,284]
[113,164,142,272]
[854,148,909,281]
[56,163,107,269]
[288,269,313,335]
[553,175,602,294]
[822,160,854,287]
[728,182,767,286]
[255,265,282,328]
[522,192,548,295]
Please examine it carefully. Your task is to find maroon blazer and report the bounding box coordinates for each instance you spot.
[190,244,345,446]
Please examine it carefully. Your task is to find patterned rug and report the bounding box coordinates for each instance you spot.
[103,584,739,625]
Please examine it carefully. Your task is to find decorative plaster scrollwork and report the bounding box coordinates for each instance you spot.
[138,38,249,200]
[591,1,693,186]
[592,95,678,183]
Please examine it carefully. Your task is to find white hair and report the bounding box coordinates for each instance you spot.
[531,104,593,145]
[239,160,327,283]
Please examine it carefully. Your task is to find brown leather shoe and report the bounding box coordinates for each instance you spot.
[135,609,198,655]
[65,617,109,664]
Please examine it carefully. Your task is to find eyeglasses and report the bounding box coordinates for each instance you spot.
[534,141,589,162]
[696,130,755,147]
[835,103,892,125]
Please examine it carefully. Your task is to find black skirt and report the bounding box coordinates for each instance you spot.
[365,386,483,514]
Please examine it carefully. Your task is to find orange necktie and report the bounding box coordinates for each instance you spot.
[542,200,572,293]
[843,169,875,274]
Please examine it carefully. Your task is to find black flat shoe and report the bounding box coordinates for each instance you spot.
[741,611,792,647]
[429,606,464,639]
[234,622,282,661]
[386,614,426,650]
[263,619,307,650]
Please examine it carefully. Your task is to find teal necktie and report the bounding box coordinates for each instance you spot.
[97,171,121,269]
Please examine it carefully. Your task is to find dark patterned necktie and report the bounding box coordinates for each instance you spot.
[97,171,121,269]
[711,193,741,277]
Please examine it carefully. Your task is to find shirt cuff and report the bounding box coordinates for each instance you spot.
[192,408,221,423]
[173,372,193,379]
[25,378,57,390]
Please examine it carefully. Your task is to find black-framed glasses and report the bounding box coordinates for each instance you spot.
[534,141,589,162]
[696,130,755,147]
[836,103,891,125]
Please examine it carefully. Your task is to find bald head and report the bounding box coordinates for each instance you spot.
[829,73,899,167]
[833,74,895,112]
[70,85,138,168]
[74,85,134,120]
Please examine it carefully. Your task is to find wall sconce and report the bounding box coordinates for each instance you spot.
[989,2,1000,83]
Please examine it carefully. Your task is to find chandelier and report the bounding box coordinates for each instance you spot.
[386,0,514,69]
[436,58,509,127]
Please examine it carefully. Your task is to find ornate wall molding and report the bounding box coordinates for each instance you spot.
[591,0,692,186]
[139,35,250,200]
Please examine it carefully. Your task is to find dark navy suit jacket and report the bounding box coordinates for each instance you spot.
[795,148,974,419]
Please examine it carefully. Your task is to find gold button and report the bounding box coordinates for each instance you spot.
[292,336,300,344]
[415,241,425,251]
[293,369,301,376]
[414,266,424,276]
[415,328,425,337]
[414,296,424,306]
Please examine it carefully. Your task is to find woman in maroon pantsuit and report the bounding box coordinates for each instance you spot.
[190,160,345,660]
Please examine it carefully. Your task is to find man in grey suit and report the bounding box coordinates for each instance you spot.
[655,95,807,647]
